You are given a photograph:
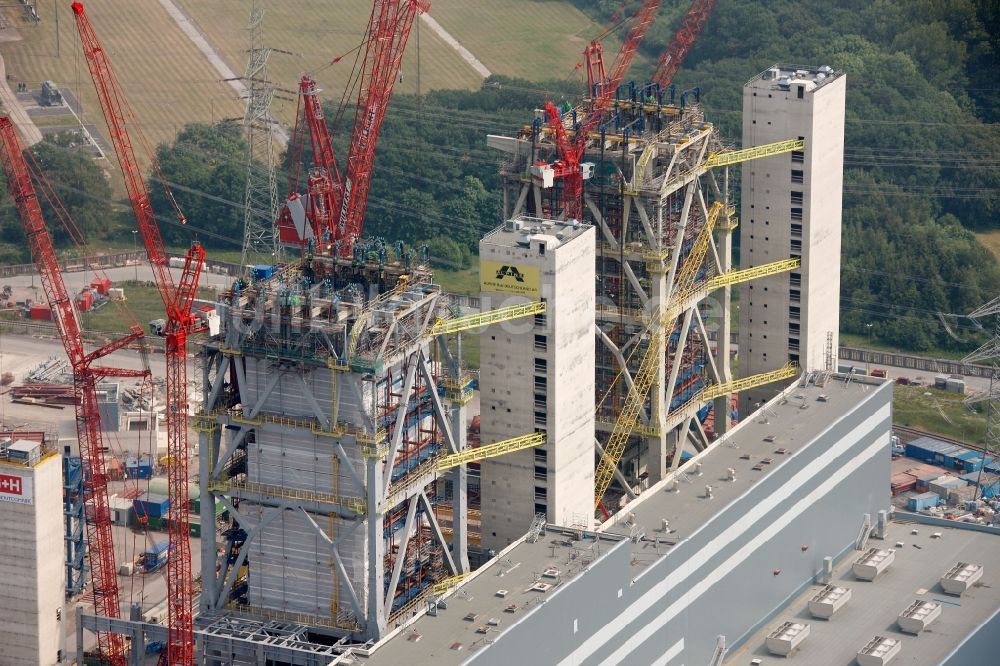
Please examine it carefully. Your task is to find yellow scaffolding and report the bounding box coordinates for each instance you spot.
[432,573,470,595]
[705,138,805,168]
[431,301,546,336]
[701,363,799,401]
[435,433,546,471]
[593,226,798,507]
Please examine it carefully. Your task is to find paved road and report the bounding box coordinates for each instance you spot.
[420,13,491,78]
[838,355,991,394]
[156,0,289,148]
[0,55,42,145]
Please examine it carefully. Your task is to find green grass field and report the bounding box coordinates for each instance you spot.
[1,2,244,148]
[430,0,613,80]
[893,384,985,445]
[80,282,216,334]
[434,266,479,295]
[174,0,486,129]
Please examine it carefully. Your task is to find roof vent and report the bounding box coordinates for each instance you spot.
[765,621,810,656]
[507,219,523,231]
[542,567,561,579]
[495,589,509,598]
[516,234,532,247]
[808,584,852,619]
[857,636,901,666]
[897,600,941,634]
[529,582,553,592]
[940,562,983,595]
[852,548,895,581]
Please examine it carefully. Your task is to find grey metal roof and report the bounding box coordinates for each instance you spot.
[726,521,1000,665]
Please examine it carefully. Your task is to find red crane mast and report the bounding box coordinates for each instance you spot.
[296,74,342,249]
[545,0,663,220]
[72,4,203,663]
[651,0,716,88]
[335,0,429,256]
[0,116,149,666]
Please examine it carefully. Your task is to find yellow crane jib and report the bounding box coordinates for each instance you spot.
[701,363,799,401]
[435,433,546,471]
[433,573,470,595]
[430,301,546,336]
[705,139,805,168]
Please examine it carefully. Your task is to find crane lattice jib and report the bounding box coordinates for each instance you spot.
[300,75,342,244]
[0,115,136,666]
[72,4,200,662]
[337,0,429,256]
[652,0,717,88]
[431,301,546,336]
[71,3,182,319]
[580,0,663,147]
[704,139,805,168]
[593,201,722,508]
[436,433,546,471]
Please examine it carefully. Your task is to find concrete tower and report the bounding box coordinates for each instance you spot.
[479,218,596,550]
[739,65,846,412]
[0,434,65,666]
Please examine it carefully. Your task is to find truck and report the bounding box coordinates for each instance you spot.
[143,540,169,572]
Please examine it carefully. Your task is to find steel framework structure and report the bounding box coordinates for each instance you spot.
[491,91,804,512]
[240,0,280,268]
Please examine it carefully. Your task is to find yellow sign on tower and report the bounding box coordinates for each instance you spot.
[480,260,541,297]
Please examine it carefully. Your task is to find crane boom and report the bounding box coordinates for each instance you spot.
[544,0,663,220]
[651,0,716,88]
[0,115,148,666]
[337,0,429,255]
[299,75,341,248]
[72,4,201,663]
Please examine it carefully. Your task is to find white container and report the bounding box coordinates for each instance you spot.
[808,584,852,619]
[940,562,983,595]
[765,621,809,656]
[853,548,895,581]
[857,636,901,666]
[897,600,941,634]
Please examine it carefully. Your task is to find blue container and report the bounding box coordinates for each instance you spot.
[957,453,984,473]
[126,454,154,480]
[144,540,169,571]
[133,493,170,519]
[907,492,940,511]
[251,264,274,281]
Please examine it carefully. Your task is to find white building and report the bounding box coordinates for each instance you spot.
[738,64,846,412]
[0,435,65,665]
[479,218,595,550]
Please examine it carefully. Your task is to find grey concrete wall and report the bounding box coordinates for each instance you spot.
[467,381,892,666]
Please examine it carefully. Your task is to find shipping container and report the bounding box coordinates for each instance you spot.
[956,452,984,473]
[189,519,201,539]
[29,304,52,321]
[907,492,940,511]
[915,474,940,492]
[144,540,169,572]
[133,493,170,519]
[75,290,94,311]
[251,264,274,281]
[126,454,154,480]
[90,277,111,295]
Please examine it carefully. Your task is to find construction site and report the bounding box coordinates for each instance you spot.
[0,1,998,666]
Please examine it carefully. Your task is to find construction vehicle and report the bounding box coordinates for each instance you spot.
[0,115,149,666]
[72,3,204,663]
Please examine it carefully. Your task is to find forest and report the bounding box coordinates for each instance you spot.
[0,0,997,353]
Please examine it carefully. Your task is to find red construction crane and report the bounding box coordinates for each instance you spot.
[277,75,342,250]
[651,0,716,88]
[72,3,203,663]
[277,1,427,258]
[544,0,663,220]
[0,116,149,666]
[335,0,428,256]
